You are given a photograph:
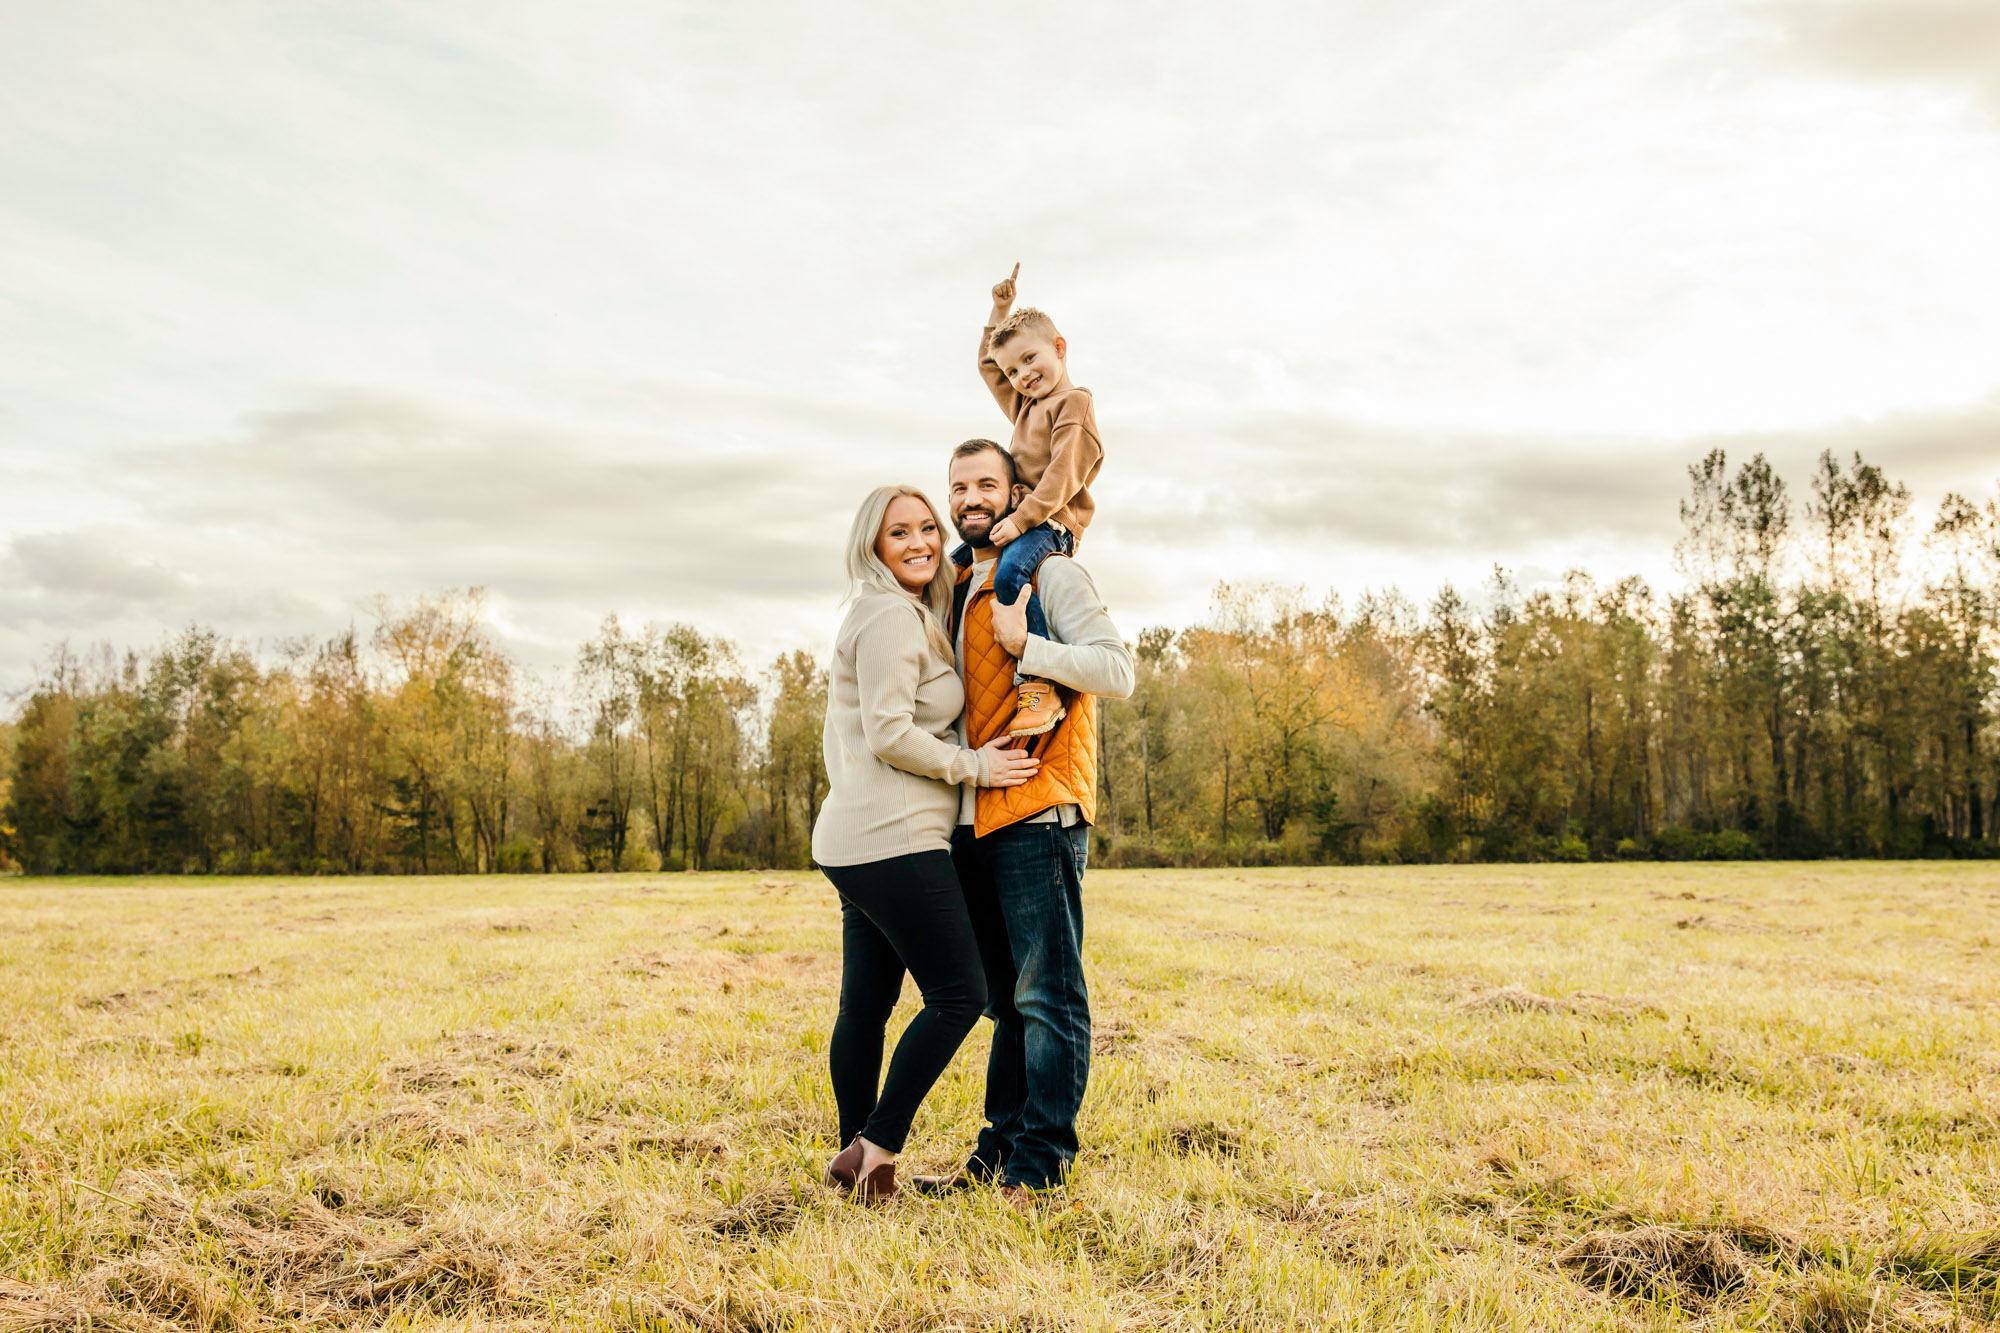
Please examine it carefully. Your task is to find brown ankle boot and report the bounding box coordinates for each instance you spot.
[1007,680,1066,738]
[825,1137,898,1201]
[854,1158,897,1201]
[823,1137,865,1193]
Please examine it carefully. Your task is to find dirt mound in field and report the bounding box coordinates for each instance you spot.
[91,1258,244,1330]
[196,1186,519,1317]
[1558,1225,1761,1301]
[338,1098,508,1149]
[1881,1228,2000,1292]
[708,1187,804,1239]
[557,1120,729,1162]
[388,1030,571,1091]
[1165,1121,1245,1156]
[1781,1275,1966,1332]
[616,947,830,988]
[1459,986,1666,1018]
[1091,1019,1140,1054]
[1460,985,1568,1013]
[3,1268,197,1332]
[76,986,170,1012]
[305,1234,513,1313]
[1,1175,533,1329]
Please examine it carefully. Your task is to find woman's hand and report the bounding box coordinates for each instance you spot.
[977,734,1040,788]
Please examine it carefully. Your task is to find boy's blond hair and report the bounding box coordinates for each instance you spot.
[989,306,1060,351]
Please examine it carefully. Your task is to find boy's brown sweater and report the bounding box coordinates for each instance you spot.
[978,325,1104,546]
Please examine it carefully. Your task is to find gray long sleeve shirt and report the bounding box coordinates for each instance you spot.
[954,554,1135,826]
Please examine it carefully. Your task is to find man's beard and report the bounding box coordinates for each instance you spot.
[952,495,1014,546]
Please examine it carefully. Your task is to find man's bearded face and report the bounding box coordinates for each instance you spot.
[947,450,1016,546]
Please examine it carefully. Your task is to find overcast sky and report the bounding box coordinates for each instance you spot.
[4,0,1999,695]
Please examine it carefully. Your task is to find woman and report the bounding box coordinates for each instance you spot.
[810,485,1038,1200]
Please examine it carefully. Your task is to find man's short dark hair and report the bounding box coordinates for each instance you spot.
[950,438,1016,488]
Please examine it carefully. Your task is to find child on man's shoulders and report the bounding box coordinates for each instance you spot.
[968,263,1105,739]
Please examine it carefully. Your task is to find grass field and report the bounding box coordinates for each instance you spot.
[2,864,1997,1331]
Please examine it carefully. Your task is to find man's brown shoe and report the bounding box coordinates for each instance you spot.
[1006,680,1066,739]
[998,1183,1037,1215]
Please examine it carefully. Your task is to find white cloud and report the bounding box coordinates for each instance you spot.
[1775,1,2000,118]
[8,532,188,601]
[1,0,1998,692]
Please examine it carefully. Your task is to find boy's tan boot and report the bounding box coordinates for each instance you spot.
[1007,680,1066,738]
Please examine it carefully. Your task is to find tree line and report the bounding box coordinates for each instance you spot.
[0,596,828,876]
[1099,449,1998,863]
[3,449,1995,874]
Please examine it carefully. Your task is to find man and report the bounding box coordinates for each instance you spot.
[917,438,1134,1204]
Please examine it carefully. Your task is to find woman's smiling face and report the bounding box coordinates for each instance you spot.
[876,494,942,593]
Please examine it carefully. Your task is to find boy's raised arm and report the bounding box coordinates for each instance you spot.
[978,262,1025,417]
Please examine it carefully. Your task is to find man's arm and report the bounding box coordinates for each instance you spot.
[979,264,1025,419]
[1017,558,1134,699]
[993,389,1101,543]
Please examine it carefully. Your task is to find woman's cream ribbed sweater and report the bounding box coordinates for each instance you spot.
[811,591,987,868]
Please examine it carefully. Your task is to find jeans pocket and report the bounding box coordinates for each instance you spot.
[1063,824,1089,876]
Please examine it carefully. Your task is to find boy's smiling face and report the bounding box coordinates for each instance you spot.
[991,331,1068,401]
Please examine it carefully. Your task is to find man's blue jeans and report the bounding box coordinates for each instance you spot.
[951,820,1091,1190]
[951,522,1075,684]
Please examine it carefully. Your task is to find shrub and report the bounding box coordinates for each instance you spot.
[1650,825,1702,861]
[1704,829,1762,861]
[495,842,540,874]
[1394,823,1436,864]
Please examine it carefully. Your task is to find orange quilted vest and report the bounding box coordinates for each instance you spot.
[956,562,1099,838]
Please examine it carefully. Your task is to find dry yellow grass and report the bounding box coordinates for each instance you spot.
[1,863,1996,1331]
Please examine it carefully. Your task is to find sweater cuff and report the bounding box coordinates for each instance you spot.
[973,744,992,788]
[1018,634,1053,680]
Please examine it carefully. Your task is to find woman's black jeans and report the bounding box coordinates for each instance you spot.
[821,849,987,1153]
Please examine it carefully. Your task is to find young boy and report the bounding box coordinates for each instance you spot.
[964,263,1105,739]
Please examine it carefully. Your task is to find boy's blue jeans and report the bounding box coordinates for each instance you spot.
[951,521,1075,684]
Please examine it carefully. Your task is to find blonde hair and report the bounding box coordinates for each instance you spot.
[843,485,956,658]
[989,306,1060,351]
